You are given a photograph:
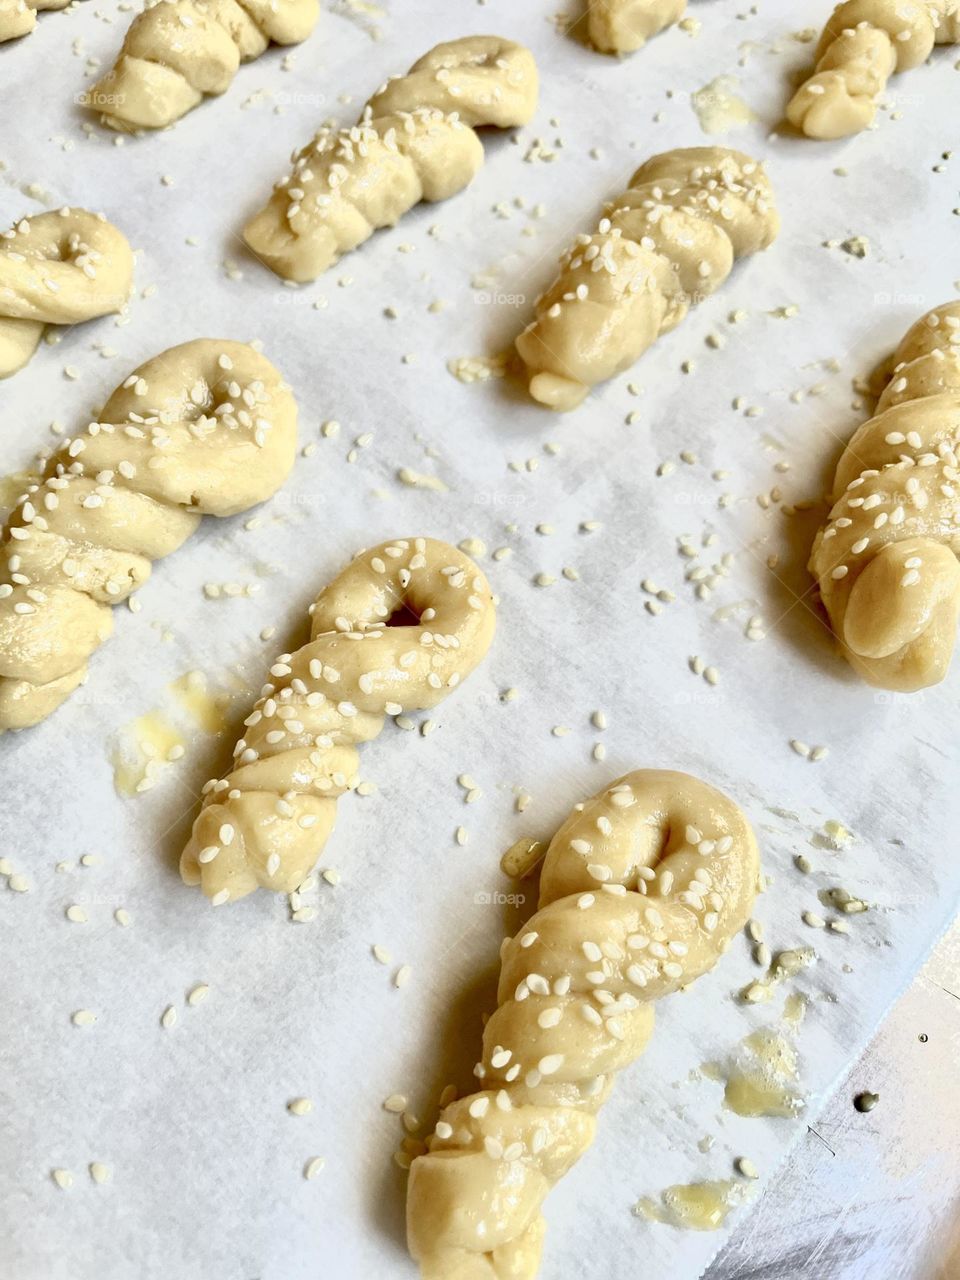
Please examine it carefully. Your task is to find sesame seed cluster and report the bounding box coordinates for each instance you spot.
[408,769,759,1277]
[0,339,298,728]
[810,301,960,689]
[244,36,539,283]
[0,208,134,378]
[787,0,960,139]
[180,538,497,902]
[515,146,780,410]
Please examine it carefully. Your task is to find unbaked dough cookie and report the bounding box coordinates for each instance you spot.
[406,769,760,1279]
[809,302,960,691]
[786,0,960,139]
[0,208,134,380]
[180,538,496,903]
[0,339,297,730]
[586,0,686,53]
[243,36,539,283]
[86,0,319,131]
[0,0,69,43]
[515,147,779,411]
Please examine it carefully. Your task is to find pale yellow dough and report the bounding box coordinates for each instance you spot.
[0,0,70,44]
[786,0,960,139]
[87,0,319,131]
[809,302,960,691]
[180,538,497,904]
[406,769,759,1280]
[0,340,297,730]
[586,0,686,53]
[243,36,539,283]
[0,208,134,380]
[515,147,779,411]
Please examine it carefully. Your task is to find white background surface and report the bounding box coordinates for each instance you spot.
[2,2,959,1278]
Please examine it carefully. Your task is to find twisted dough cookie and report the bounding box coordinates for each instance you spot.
[586,0,686,53]
[407,769,759,1279]
[0,209,134,380]
[87,0,319,131]
[786,0,960,139]
[514,147,779,411]
[180,538,496,904]
[243,36,539,283]
[0,0,69,43]
[0,339,296,731]
[809,303,960,691]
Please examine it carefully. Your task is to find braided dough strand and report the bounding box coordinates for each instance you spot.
[0,339,297,730]
[786,0,960,139]
[810,302,960,690]
[180,538,497,904]
[515,147,779,411]
[586,0,686,53]
[243,36,538,283]
[0,209,134,380]
[0,0,70,44]
[407,769,759,1280]
[88,0,319,131]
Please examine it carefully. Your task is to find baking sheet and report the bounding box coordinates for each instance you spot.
[2,2,959,1278]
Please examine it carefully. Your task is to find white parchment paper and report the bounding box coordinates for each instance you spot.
[2,2,959,1278]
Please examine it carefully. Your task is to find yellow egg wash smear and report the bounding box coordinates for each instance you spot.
[110,670,236,796]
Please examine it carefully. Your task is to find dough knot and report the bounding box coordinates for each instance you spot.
[407,769,759,1280]
[87,0,320,131]
[0,209,134,380]
[515,146,779,410]
[810,302,960,690]
[0,339,297,729]
[243,36,539,282]
[180,538,497,902]
[786,0,959,138]
[586,0,687,54]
